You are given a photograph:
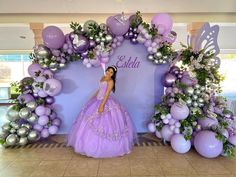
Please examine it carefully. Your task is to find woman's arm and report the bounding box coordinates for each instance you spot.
[98,80,113,113]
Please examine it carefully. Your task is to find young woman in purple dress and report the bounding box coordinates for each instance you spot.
[67,65,136,158]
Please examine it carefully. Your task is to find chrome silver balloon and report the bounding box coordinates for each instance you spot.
[6,134,18,146]
[2,123,11,132]
[6,106,20,121]
[28,131,39,141]
[26,101,37,111]
[27,113,38,123]
[17,127,29,137]
[18,137,28,146]
[19,108,31,119]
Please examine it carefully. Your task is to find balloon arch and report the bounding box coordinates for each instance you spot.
[1,11,236,158]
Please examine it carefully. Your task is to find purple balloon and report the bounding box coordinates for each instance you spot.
[43,69,54,79]
[194,130,223,158]
[17,94,35,104]
[198,117,218,129]
[43,78,62,96]
[28,63,44,77]
[155,130,162,139]
[161,125,174,141]
[181,75,197,86]
[171,134,191,154]
[151,13,173,35]
[52,118,61,126]
[228,135,236,146]
[38,90,48,98]
[38,115,49,126]
[35,105,46,116]
[147,122,156,133]
[34,124,43,132]
[41,128,50,138]
[163,73,176,87]
[69,33,89,53]
[50,112,57,120]
[45,96,55,104]
[170,102,189,120]
[106,14,130,36]
[42,26,65,49]
[89,40,96,48]
[48,125,59,135]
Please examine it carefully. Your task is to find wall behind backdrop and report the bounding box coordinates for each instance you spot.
[55,40,169,133]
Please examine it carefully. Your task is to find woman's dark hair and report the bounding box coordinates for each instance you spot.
[106,65,117,93]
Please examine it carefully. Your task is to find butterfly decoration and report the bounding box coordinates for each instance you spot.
[187,22,220,68]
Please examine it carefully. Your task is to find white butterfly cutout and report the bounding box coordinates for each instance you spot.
[187,22,220,68]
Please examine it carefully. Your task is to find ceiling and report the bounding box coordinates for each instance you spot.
[0,0,235,53]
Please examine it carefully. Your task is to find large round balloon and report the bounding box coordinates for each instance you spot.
[42,26,65,49]
[171,134,191,154]
[69,33,89,53]
[151,13,173,35]
[43,78,62,96]
[198,117,219,129]
[170,102,189,120]
[194,130,223,158]
[28,63,44,77]
[106,14,130,36]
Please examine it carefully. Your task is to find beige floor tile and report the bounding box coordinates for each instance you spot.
[0,160,41,177]
[153,146,185,159]
[199,175,235,177]
[64,158,99,176]
[132,175,165,177]
[165,175,200,177]
[217,157,236,175]
[98,158,130,176]
[188,158,231,175]
[160,158,197,175]
[130,158,164,176]
[0,159,13,171]
[29,160,69,177]
[127,146,156,159]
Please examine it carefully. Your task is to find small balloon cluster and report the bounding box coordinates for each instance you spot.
[148,46,236,158]
[0,64,62,147]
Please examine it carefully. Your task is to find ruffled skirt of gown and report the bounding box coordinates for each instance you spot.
[67,96,137,158]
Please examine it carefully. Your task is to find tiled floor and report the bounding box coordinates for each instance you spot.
[0,134,236,177]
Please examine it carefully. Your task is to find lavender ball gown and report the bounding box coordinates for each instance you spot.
[67,81,136,158]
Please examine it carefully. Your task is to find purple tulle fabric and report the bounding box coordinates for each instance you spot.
[67,81,137,158]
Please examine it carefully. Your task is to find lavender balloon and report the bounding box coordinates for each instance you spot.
[28,63,44,77]
[106,14,130,36]
[43,78,62,96]
[194,130,223,158]
[228,135,236,146]
[35,105,46,116]
[52,118,61,126]
[33,124,43,132]
[38,115,49,126]
[17,94,35,104]
[42,26,65,49]
[48,125,59,135]
[171,134,191,153]
[70,33,89,53]
[161,125,174,141]
[170,102,189,120]
[151,13,173,35]
[198,117,218,129]
[147,122,156,133]
[41,128,50,138]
